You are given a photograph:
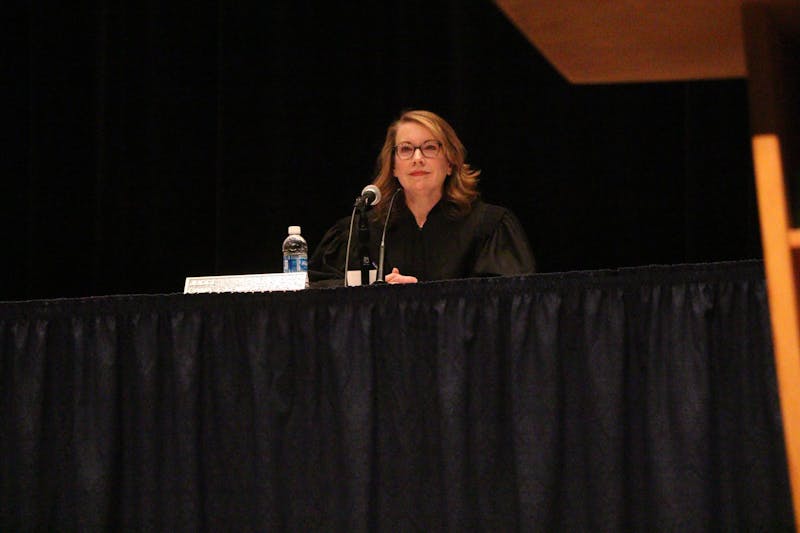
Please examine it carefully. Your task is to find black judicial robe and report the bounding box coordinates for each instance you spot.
[309,200,535,286]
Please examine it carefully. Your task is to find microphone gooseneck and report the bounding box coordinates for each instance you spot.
[376,188,402,283]
[342,204,358,287]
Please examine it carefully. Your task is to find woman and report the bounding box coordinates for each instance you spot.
[309,109,535,285]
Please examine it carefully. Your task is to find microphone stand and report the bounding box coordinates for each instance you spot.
[344,185,382,287]
[357,201,371,286]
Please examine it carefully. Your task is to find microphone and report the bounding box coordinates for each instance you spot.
[354,184,382,208]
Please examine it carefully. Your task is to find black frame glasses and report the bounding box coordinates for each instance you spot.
[393,140,442,160]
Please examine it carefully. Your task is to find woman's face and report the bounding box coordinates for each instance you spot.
[393,121,452,200]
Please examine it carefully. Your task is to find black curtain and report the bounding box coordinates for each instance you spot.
[3,2,760,302]
[0,261,792,530]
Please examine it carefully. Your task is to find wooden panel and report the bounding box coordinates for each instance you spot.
[492,0,794,84]
[752,133,800,529]
[789,230,800,249]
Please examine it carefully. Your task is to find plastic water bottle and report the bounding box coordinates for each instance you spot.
[282,226,308,273]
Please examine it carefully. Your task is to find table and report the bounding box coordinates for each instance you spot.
[0,260,792,530]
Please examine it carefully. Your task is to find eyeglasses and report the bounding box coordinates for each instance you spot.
[393,140,442,160]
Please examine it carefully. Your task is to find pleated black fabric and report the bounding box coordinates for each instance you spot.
[0,261,793,530]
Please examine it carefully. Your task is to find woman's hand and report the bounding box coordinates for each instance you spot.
[385,267,418,284]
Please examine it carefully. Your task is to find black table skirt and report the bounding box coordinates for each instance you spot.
[1,260,793,530]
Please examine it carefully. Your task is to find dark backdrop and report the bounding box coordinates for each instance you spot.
[3,2,761,301]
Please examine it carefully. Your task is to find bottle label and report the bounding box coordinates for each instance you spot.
[283,255,308,273]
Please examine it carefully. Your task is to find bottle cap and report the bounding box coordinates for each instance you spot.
[288,226,301,235]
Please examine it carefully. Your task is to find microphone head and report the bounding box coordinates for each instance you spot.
[361,184,382,206]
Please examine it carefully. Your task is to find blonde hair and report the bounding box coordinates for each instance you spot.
[371,109,480,222]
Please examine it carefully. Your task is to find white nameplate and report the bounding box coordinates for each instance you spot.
[346,269,377,286]
[184,272,308,294]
